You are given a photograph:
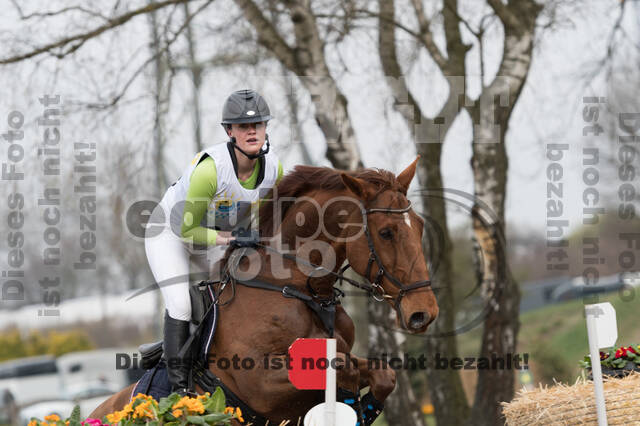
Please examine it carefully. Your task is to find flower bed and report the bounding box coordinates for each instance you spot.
[26,388,243,426]
[579,344,640,378]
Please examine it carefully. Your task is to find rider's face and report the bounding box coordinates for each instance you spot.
[228,122,267,155]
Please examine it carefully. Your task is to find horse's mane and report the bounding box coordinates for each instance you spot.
[258,165,403,236]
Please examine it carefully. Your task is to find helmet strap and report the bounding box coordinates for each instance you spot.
[231,134,270,160]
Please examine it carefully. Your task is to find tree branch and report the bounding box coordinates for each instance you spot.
[409,0,450,73]
[9,1,111,22]
[71,0,213,109]
[233,0,297,71]
[486,0,520,29]
[0,0,206,65]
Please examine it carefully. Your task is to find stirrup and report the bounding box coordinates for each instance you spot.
[174,388,198,398]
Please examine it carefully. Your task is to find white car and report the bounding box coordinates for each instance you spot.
[0,356,62,407]
[18,381,119,425]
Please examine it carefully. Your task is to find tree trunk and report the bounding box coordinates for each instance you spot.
[377,1,470,424]
[467,3,541,424]
[147,1,172,338]
[368,302,425,426]
[147,2,170,196]
[182,1,204,153]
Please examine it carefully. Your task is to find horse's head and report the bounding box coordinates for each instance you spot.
[340,158,438,334]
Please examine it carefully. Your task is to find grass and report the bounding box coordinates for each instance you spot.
[370,288,640,424]
[458,288,640,384]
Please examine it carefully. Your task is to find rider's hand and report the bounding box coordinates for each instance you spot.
[216,232,235,246]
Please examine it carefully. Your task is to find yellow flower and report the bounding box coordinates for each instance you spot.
[44,414,61,422]
[235,407,244,422]
[224,407,234,415]
[172,397,204,415]
[106,402,135,424]
[132,393,152,402]
[172,409,183,418]
[421,403,434,415]
[133,400,154,419]
[28,421,37,426]
[106,411,124,424]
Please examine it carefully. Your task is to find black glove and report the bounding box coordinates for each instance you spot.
[230,227,260,248]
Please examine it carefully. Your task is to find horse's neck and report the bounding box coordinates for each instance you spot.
[259,192,355,292]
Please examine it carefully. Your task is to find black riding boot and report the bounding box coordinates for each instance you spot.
[163,311,194,396]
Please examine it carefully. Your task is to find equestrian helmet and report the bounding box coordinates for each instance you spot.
[221,89,272,125]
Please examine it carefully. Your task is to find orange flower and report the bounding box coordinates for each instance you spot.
[132,393,152,402]
[224,407,235,415]
[171,396,204,415]
[28,421,37,426]
[133,400,154,419]
[421,403,434,415]
[235,407,244,422]
[172,409,183,418]
[44,414,61,422]
[106,401,134,424]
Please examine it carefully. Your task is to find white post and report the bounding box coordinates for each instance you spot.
[585,307,608,426]
[325,338,336,426]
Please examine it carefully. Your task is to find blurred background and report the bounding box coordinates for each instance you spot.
[0,0,639,425]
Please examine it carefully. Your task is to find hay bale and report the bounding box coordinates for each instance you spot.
[502,372,640,425]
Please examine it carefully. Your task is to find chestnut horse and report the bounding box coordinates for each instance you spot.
[91,158,439,424]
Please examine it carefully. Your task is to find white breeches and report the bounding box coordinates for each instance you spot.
[144,203,226,321]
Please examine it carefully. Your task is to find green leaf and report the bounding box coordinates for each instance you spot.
[163,422,181,426]
[158,393,182,415]
[186,416,206,425]
[203,413,233,423]
[204,387,226,414]
[68,405,81,426]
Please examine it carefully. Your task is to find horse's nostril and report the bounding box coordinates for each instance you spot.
[409,312,429,330]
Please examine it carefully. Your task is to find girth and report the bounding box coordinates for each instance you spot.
[232,277,339,337]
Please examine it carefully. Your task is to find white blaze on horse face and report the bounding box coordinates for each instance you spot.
[404,212,411,228]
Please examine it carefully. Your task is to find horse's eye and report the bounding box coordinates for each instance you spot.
[379,228,394,240]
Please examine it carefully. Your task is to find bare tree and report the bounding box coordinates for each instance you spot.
[377,0,471,423]
[233,0,363,170]
[373,0,543,424]
[182,1,205,153]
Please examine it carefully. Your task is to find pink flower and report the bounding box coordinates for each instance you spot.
[82,418,105,426]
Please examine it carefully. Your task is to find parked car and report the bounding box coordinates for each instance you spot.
[0,356,62,407]
[550,274,626,302]
[18,380,120,425]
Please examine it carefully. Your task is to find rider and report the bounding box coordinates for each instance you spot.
[144,89,283,396]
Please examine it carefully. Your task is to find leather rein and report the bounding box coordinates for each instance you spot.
[217,199,432,335]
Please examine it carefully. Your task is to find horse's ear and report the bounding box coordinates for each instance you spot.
[341,173,373,201]
[397,156,420,194]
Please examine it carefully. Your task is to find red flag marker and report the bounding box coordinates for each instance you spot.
[288,338,328,390]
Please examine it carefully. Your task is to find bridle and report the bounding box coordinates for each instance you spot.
[218,196,432,334]
[349,200,432,311]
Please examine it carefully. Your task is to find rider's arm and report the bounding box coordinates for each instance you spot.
[276,161,283,184]
[181,157,229,246]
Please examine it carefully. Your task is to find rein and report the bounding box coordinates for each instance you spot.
[217,199,432,334]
